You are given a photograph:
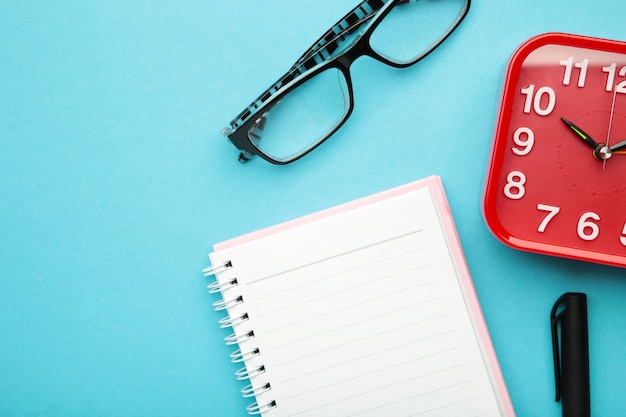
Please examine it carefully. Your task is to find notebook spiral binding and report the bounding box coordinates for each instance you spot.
[205,259,278,416]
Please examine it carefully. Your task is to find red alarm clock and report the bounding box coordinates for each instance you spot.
[484,33,626,268]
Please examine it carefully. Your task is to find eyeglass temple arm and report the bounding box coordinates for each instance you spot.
[291,0,418,69]
[290,0,391,70]
[227,0,391,133]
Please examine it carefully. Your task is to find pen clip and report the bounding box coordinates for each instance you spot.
[550,293,567,402]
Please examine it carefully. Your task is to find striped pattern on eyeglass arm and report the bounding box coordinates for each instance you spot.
[227,0,395,130]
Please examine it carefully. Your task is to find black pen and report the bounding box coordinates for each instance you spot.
[550,292,590,417]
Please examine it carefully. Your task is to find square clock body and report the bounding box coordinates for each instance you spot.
[484,32,626,268]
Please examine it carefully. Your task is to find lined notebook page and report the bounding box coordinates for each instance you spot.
[210,178,512,417]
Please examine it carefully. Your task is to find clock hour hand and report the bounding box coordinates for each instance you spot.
[560,117,601,150]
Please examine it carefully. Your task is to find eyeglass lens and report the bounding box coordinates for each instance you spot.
[249,68,350,162]
[370,0,467,64]
[246,0,468,163]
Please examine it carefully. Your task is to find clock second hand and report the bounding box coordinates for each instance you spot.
[603,86,619,169]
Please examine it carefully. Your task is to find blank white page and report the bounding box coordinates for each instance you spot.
[209,177,514,417]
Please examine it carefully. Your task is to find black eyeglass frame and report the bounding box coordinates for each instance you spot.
[222,0,471,165]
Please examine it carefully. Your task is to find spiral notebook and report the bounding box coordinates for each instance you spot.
[204,176,516,417]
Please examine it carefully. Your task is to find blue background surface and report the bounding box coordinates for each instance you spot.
[1,1,625,416]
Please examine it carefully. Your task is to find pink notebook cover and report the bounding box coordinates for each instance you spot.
[213,175,515,416]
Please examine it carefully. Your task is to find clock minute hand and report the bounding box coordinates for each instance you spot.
[609,139,626,154]
[561,117,601,150]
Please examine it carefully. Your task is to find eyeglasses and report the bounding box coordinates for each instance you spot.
[221,0,470,165]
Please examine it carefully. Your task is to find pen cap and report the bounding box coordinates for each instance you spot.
[551,292,590,417]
